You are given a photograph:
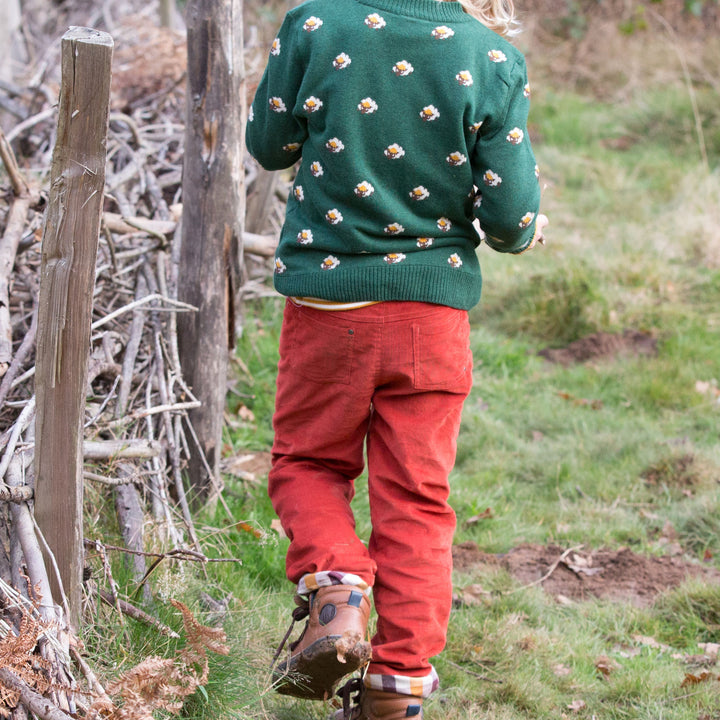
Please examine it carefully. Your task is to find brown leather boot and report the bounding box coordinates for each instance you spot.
[272,585,372,700]
[334,680,424,720]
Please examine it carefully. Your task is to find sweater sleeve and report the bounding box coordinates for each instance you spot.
[245,12,309,171]
[471,56,541,254]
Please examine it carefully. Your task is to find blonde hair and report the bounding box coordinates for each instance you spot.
[455,0,521,37]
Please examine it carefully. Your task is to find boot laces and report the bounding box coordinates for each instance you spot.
[269,599,310,669]
[336,676,365,720]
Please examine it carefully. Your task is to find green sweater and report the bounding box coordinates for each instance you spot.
[246,0,541,310]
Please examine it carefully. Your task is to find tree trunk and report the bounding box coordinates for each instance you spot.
[34,27,114,629]
[178,0,245,504]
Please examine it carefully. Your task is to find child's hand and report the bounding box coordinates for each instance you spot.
[530,213,549,248]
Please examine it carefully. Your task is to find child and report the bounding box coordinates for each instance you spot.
[246,0,547,715]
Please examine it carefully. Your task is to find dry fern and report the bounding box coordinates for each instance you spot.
[0,594,53,717]
[88,599,229,720]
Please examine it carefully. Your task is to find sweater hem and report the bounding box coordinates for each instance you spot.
[274,266,482,311]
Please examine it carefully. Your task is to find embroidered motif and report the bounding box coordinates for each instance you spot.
[384,144,405,159]
[420,105,440,122]
[392,60,414,76]
[519,212,535,228]
[483,170,502,187]
[506,128,524,145]
[297,229,314,244]
[333,53,351,69]
[384,223,404,235]
[446,151,467,166]
[270,38,281,56]
[283,142,301,152]
[468,121,483,133]
[437,217,452,232]
[274,258,287,274]
[488,49,507,62]
[303,16,323,31]
[321,255,340,270]
[358,97,378,114]
[448,253,463,268]
[354,181,375,198]
[431,25,455,39]
[456,70,473,86]
[303,96,323,113]
[384,253,406,264]
[416,237,434,248]
[524,83,531,98]
[310,161,324,177]
[325,209,343,225]
[293,186,304,202]
[364,13,386,29]
[409,186,429,201]
[326,137,345,152]
[269,97,286,113]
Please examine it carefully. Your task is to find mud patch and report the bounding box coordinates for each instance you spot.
[453,542,720,607]
[640,454,701,488]
[538,330,657,366]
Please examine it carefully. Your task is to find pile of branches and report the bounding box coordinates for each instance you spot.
[0,1,282,717]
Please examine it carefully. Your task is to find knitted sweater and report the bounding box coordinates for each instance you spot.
[246,0,541,310]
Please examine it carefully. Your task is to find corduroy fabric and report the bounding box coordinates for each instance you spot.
[268,300,473,682]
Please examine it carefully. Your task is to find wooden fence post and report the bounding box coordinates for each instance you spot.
[178,0,245,504]
[34,27,113,628]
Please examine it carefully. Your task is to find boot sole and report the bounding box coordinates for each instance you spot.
[273,635,372,700]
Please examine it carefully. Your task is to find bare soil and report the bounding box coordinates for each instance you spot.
[453,542,720,606]
[538,330,658,366]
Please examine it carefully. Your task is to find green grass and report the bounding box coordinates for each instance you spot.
[83,28,720,720]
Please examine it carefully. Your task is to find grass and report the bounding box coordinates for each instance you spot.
[84,24,720,720]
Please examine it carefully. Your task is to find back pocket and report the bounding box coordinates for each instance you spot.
[412,309,472,391]
[287,303,355,385]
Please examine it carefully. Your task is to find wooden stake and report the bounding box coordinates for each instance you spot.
[34,27,113,629]
[178,0,246,504]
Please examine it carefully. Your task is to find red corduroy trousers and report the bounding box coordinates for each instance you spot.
[268,299,473,678]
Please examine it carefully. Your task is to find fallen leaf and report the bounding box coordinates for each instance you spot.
[557,391,603,409]
[553,663,572,677]
[680,671,715,687]
[703,549,714,562]
[235,521,263,539]
[595,655,620,677]
[567,699,586,712]
[465,508,494,525]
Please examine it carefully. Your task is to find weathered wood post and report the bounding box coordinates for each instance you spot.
[34,27,114,628]
[178,0,245,504]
